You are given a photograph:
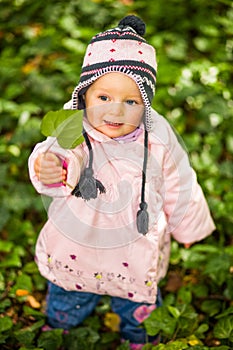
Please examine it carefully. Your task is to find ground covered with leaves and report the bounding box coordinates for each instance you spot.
[0,237,232,349]
[0,0,233,349]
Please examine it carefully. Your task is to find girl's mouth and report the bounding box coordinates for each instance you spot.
[104,120,123,127]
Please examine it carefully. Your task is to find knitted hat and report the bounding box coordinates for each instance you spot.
[71,15,157,234]
[71,15,157,131]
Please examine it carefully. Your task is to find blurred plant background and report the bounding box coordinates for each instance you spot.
[0,0,232,349]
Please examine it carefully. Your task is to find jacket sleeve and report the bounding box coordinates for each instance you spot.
[160,119,215,244]
[28,136,87,197]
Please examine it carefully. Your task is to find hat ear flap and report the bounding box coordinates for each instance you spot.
[77,87,89,110]
[78,95,85,110]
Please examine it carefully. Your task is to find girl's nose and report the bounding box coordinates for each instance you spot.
[108,102,124,116]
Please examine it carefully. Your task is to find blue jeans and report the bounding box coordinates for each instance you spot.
[46,282,162,344]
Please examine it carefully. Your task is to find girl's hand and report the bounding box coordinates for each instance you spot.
[34,152,67,185]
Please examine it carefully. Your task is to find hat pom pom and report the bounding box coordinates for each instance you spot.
[118,15,146,36]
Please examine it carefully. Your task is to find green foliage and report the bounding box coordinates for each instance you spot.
[37,329,64,350]
[41,109,84,148]
[0,0,232,349]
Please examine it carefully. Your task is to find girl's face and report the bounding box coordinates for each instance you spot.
[84,73,144,138]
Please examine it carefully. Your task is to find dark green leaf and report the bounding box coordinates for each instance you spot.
[0,298,11,312]
[177,287,192,304]
[215,306,233,319]
[213,316,233,339]
[201,300,222,317]
[14,331,35,347]
[37,329,63,350]
[0,316,13,332]
[23,305,46,318]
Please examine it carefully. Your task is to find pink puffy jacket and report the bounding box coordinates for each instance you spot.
[28,109,215,303]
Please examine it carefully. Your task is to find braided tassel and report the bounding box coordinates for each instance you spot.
[136,128,149,235]
[71,168,105,200]
[72,129,106,200]
[136,202,149,234]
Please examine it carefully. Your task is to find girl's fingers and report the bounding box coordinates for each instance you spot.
[38,168,66,184]
[184,243,192,248]
[43,152,61,165]
[34,152,66,184]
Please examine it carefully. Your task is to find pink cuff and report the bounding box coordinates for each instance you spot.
[133,304,156,323]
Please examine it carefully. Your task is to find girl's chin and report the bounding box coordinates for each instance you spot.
[96,125,126,138]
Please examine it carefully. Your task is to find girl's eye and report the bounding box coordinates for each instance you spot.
[99,95,109,101]
[126,100,137,105]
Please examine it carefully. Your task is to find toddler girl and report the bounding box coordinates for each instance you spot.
[29,15,215,349]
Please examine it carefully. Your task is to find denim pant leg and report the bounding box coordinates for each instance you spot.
[46,282,101,329]
[111,289,162,344]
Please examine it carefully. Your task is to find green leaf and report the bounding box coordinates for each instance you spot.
[213,315,233,340]
[0,240,13,252]
[0,272,5,291]
[14,330,36,347]
[192,284,209,298]
[116,340,131,349]
[11,273,33,295]
[63,327,100,349]
[37,329,63,350]
[40,109,84,148]
[162,340,189,349]
[144,306,177,337]
[0,298,11,312]
[179,304,197,320]
[99,331,119,344]
[23,261,40,274]
[14,320,45,347]
[0,316,13,332]
[195,324,209,333]
[150,345,165,350]
[201,300,222,317]
[23,305,46,318]
[0,333,10,345]
[177,287,192,304]
[27,320,45,332]
[203,254,231,286]
[194,323,209,338]
[191,244,219,254]
[83,315,101,331]
[215,306,233,319]
[0,249,23,268]
[168,306,181,319]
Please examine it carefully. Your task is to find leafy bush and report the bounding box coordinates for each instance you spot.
[0,0,232,349]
